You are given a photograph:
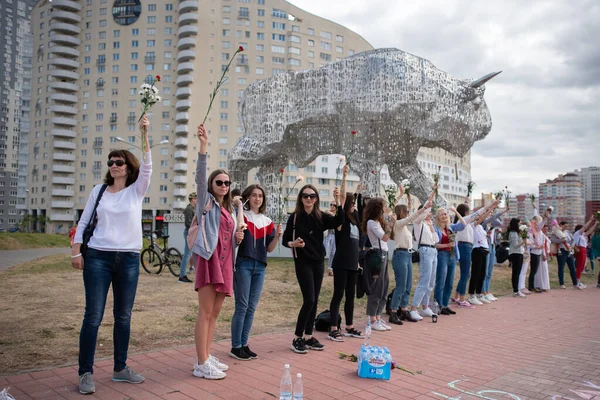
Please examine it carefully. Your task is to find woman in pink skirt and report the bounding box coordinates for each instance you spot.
[190,124,243,380]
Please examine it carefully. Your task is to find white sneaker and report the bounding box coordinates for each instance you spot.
[487,294,498,301]
[209,355,229,371]
[478,295,491,304]
[577,282,587,289]
[193,360,226,380]
[379,320,392,331]
[468,296,483,305]
[420,307,434,317]
[409,310,423,321]
[513,291,527,298]
[372,320,387,331]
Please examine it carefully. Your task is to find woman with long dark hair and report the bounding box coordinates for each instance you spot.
[362,197,396,331]
[507,218,526,297]
[72,116,151,395]
[230,184,282,360]
[191,125,244,380]
[283,184,343,353]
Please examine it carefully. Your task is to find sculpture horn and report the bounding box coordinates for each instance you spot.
[470,71,502,88]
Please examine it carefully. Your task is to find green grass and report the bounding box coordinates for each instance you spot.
[0,233,70,250]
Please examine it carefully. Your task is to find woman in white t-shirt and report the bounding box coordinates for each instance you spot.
[72,116,152,394]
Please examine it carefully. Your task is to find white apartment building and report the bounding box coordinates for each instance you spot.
[28,0,472,233]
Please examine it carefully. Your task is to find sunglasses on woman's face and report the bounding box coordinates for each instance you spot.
[302,193,317,199]
[215,180,232,187]
[107,160,126,167]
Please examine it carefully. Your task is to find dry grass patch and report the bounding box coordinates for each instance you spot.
[0,253,596,374]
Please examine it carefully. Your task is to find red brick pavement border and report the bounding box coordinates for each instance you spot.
[2,288,599,399]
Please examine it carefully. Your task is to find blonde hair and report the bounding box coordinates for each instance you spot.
[532,215,542,224]
[435,208,450,230]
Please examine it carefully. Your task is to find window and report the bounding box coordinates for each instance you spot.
[273,22,285,30]
[272,34,285,42]
[336,46,343,54]
[257,21,264,28]
[308,28,315,36]
[256,56,264,63]
[320,53,332,62]
[147,40,155,47]
[336,35,344,43]
[256,44,264,51]
[290,35,301,44]
[320,42,332,50]
[257,9,265,16]
[320,31,332,39]
[288,59,300,66]
[272,8,287,18]
[148,4,156,11]
[272,56,284,64]
[148,16,156,23]
[166,4,174,11]
[271,45,285,53]
[165,16,172,23]
[256,68,264,75]
[256,32,264,40]
[308,39,314,47]
[132,28,139,36]
[292,25,300,32]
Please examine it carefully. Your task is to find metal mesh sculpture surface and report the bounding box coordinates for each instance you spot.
[229,48,500,217]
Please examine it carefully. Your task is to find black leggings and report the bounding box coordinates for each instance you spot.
[510,253,523,293]
[329,269,357,329]
[468,247,488,295]
[528,253,541,290]
[294,260,324,337]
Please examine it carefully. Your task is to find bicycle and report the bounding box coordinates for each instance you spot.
[141,230,182,276]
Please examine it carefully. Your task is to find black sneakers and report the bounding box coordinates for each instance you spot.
[178,276,192,283]
[399,310,419,322]
[242,345,257,359]
[440,307,456,315]
[229,347,251,361]
[292,337,308,354]
[304,337,324,351]
[388,312,403,325]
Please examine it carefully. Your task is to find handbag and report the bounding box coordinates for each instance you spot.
[187,201,213,250]
[81,184,108,258]
[411,224,424,263]
[366,238,385,277]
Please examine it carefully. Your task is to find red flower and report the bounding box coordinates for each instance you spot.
[155,75,161,82]
[238,46,244,52]
[280,169,285,173]
[371,170,375,174]
[351,131,357,135]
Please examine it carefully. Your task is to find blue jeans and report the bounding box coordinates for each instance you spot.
[482,244,496,293]
[557,249,577,286]
[79,248,140,375]
[412,247,437,308]
[324,234,336,270]
[180,228,192,278]
[456,242,473,296]
[434,250,456,307]
[391,249,412,310]
[231,257,266,348]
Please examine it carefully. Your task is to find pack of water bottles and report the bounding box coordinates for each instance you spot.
[357,345,392,380]
[279,364,303,400]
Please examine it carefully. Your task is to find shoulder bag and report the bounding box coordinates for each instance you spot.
[411,224,424,263]
[80,184,108,258]
[187,201,213,250]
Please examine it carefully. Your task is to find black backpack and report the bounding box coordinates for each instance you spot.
[314,309,341,332]
[496,244,509,264]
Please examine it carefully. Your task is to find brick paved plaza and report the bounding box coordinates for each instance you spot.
[2,288,599,399]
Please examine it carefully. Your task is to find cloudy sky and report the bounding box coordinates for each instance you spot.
[289,0,599,196]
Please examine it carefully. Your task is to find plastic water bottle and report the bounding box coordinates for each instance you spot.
[364,320,372,346]
[293,373,303,399]
[279,364,292,400]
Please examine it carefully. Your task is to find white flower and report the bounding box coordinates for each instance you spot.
[151,86,158,94]
[140,83,151,90]
[155,95,162,102]
[519,225,528,231]
[401,179,410,186]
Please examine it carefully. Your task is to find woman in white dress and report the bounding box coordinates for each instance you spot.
[534,225,551,290]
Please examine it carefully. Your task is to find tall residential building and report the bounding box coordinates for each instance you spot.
[505,194,537,223]
[538,173,585,227]
[473,193,495,210]
[29,0,473,233]
[570,166,600,220]
[0,0,36,232]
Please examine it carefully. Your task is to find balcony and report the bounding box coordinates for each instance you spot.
[174,137,188,147]
[53,152,76,162]
[50,57,79,69]
[52,189,75,197]
[177,49,196,62]
[50,10,82,23]
[176,74,193,86]
[50,213,74,222]
[177,37,196,50]
[51,129,76,138]
[178,25,198,38]
[174,150,188,160]
[52,177,75,185]
[176,100,191,111]
[173,188,188,197]
[172,201,187,210]
[49,82,79,93]
[178,12,198,25]
[51,201,75,209]
[50,22,81,35]
[50,69,79,81]
[53,141,76,150]
[51,0,82,11]
[52,165,75,173]
[174,163,188,172]
[50,92,78,103]
[179,0,199,13]
[49,45,80,58]
[52,117,77,127]
[175,125,188,135]
[177,62,194,74]
[173,175,188,184]
[50,105,78,115]
[176,87,192,99]
[175,112,189,123]
[50,34,81,47]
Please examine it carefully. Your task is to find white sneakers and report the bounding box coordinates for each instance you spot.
[485,294,498,302]
[420,307,435,317]
[372,320,388,331]
[477,295,491,304]
[468,296,483,305]
[193,355,229,380]
[513,291,527,298]
[409,310,423,321]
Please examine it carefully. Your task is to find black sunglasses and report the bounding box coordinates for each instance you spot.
[302,193,318,199]
[215,180,232,187]
[107,160,126,167]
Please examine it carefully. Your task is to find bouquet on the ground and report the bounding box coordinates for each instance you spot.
[138,75,161,152]
[466,181,476,197]
[401,179,411,198]
[504,186,512,208]
[383,184,397,209]
[494,191,504,201]
[277,169,304,224]
[202,46,244,124]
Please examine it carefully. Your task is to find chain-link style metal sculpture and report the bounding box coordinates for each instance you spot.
[229,48,500,217]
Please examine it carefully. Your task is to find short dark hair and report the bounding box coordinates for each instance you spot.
[241,184,266,214]
[559,221,568,226]
[104,149,140,187]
